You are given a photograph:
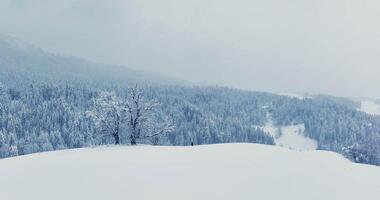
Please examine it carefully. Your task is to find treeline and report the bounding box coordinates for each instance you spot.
[0,82,379,166]
[0,82,275,158]
[270,96,380,165]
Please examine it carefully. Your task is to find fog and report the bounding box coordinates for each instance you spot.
[1,0,379,98]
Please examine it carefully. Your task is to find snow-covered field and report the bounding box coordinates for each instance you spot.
[1,144,379,200]
[277,124,317,150]
[360,100,380,115]
[254,119,317,151]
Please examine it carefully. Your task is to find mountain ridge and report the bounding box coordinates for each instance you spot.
[0,34,189,86]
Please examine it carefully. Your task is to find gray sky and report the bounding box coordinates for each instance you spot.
[1,0,380,98]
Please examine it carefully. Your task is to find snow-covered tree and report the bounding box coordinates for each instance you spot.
[0,132,18,157]
[86,87,174,145]
[49,131,66,150]
[37,132,54,152]
[125,85,174,145]
[0,83,7,113]
[21,133,40,155]
[0,131,9,158]
[86,92,125,144]
[8,133,19,157]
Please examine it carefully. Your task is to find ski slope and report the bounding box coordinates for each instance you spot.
[0,144,379,200]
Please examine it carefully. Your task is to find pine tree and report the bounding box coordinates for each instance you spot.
[8,133,18,157]
[0,131,9,158]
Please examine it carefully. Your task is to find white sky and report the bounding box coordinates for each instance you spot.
[1,0,380,98]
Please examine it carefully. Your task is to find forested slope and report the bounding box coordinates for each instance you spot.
[0,82,379,165]
[1,35,379,165]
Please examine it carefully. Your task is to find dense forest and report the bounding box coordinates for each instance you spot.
[0,81,379,165]
[1,35,379,166]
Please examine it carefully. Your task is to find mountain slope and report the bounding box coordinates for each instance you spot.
[0,144,379,200]
[360,100,380,116]
[0,34,186,86]
[1,34,380,167]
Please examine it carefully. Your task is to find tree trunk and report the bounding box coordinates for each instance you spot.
[114,115,120,145]
[130,137,137,145]
[113,133,120,145]
[130,128,138,145]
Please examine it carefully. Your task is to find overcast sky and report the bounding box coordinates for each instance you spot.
[1,0,379,98]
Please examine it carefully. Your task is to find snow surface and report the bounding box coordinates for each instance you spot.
[360,100,380,115]
[254,118,317,151]
[0,144,379,200]
[277,124,317,151]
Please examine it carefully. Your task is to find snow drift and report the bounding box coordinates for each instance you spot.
[0,144,379,200]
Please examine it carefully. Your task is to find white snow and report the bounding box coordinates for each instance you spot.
[261,120,278,138]
[0,144,379,200]
[277,124,317,151]
[254,118,317,151]
[360,100,380,115]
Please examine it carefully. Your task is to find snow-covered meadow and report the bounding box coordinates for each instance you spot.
[254,118,317,151]
[360,100,380,115]
[276,124,317,150]
[0,144,379,200]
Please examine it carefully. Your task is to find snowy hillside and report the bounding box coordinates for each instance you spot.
[1,144,379,200]
[254,118,317,151]
[277,124,317,150]
[360,100,380,115]
[0,34,187,86]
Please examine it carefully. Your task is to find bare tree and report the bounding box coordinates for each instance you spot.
[86,92,124,144]
[87,86,174,145]
[126,85,174,145]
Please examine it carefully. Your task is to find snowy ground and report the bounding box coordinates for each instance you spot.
[360,100,380,115]
[277,125,317,150]
[1,144,379,200]
[254,119,317,151]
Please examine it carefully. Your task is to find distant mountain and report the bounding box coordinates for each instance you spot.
[0,34,188,86]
